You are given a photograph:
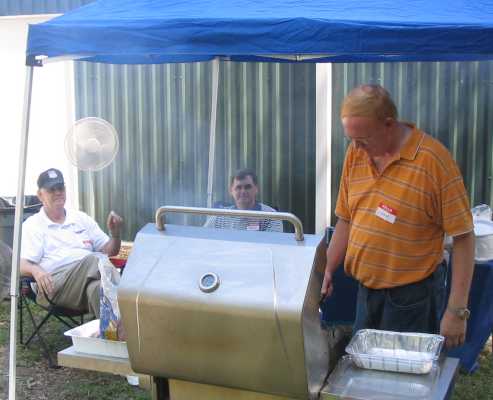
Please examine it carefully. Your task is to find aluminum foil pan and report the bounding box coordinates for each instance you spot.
[346,329,444,374]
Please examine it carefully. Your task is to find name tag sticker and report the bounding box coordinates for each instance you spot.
[375,202,397,224]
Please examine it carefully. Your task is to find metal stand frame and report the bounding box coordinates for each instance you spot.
[8,65,34,400]
[206,58,220,208]
[18,286,84,368]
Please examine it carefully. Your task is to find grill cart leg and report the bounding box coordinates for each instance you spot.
[152,376,169,400]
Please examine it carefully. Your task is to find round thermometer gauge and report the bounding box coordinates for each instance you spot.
[199,272,220,293]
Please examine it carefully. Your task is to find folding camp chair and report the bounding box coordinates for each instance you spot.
[18,276,86,368]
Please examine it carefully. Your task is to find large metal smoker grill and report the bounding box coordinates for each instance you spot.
[118,206,330,399]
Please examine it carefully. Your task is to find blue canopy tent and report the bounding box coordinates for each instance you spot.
[26,0,493,64]
[9,0,493,398]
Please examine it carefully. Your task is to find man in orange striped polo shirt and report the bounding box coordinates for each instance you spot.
[321,84,475,348]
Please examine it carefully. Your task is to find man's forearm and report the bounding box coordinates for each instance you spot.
[20,258,42,278]
[321,218,350,298]
[21,258,55,296]
[448,231,475,309]
[20,258,50,285]
[102,237,121,257]
[325,218,350,273]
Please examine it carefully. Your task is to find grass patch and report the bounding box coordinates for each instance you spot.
[0,301,9,346]
[58,375,150,400]
[453,350,493,399]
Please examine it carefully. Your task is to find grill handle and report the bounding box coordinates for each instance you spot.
[155,205,304,241]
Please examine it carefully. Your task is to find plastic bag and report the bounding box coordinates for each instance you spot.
[445,205,492,252]
[471,204,492,221]
[97,255,124,341]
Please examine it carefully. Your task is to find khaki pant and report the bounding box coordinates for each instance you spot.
[37,254,101,318]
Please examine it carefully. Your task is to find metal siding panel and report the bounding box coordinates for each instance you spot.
[75,61,316,240]
[331,61,493,219]
[1,0,93,15]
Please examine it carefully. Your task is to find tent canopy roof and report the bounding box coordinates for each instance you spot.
[27,0,493,64]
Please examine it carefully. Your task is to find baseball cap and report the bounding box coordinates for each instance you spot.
[37,168,65,190]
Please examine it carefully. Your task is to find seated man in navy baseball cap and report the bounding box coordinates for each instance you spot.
[20,168,123,318]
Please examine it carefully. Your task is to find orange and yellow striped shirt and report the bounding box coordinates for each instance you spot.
[335,125,473,289]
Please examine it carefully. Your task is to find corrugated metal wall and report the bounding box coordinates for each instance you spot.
[331,61,493,218]
[0,0,93,15]
[75,62,316,240]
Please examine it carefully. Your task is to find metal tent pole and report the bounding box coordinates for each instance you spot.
[206,58,220,208]
[9,65,34,400]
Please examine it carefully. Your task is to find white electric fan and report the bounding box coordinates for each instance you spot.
[64,117,119,171]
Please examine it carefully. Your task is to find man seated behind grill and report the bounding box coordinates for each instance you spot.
[204,168,283,232]
[20,168,123,318]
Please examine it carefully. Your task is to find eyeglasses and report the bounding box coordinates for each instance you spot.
[344,135,372,147]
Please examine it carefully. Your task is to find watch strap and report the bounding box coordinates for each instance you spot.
[447,306,470,320]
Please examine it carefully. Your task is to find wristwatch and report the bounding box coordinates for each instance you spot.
[447,306,471,320]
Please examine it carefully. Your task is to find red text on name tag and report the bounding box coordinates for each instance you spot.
[375,202,397,224]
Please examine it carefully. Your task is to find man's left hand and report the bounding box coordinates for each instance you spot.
[107,210,123,237]
[440,310,467,348]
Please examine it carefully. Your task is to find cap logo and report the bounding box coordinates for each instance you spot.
[48,170,58,178]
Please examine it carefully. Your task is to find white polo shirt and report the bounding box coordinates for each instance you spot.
[21,208,109,273]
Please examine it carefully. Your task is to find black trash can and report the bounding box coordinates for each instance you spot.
[0,196,42,248]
